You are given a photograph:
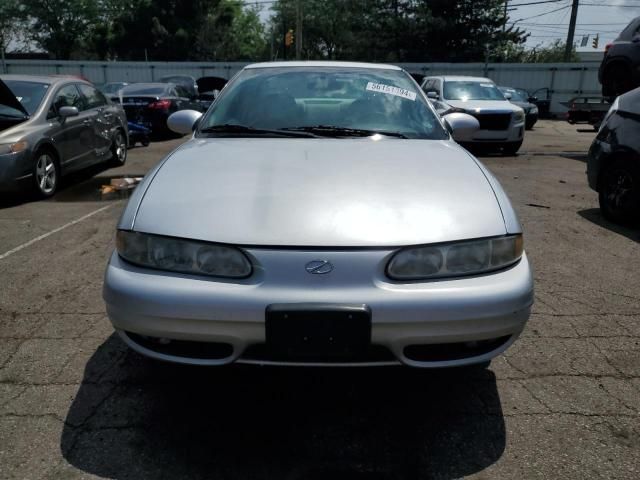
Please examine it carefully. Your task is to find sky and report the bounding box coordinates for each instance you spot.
[254,0,640,52]
[507,0,640,51]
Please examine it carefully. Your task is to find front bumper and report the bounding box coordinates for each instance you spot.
[466,118,525,145]
[0,150,31,192]
[103,249,534,367]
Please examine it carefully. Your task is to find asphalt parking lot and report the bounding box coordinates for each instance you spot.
[0,121,638,479]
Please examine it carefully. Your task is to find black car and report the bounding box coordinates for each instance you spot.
[194,76,228,111]
[563,96,610,130]
[587,87,640,224]
[159,75,198,99]
[498,86,538,130]
[599,17,640,99]
[113,83,201,136]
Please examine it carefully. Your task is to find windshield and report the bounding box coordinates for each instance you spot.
[197,67,447,140]
[2,80,49,116]
[120,84,169,96]
[443,81,506,101]
[100,83,128,94]
[160,76,193,85]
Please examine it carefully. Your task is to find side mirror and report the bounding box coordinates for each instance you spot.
[443,112,479,143]
[426,91,439,100]
[503,92,512,100]
[167,109,203,135]
[528,96,538,103]
[58,106,79,118]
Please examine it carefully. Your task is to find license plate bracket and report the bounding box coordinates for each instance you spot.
[266,304,371,360]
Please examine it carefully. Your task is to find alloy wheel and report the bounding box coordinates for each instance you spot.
[35,153,57,195]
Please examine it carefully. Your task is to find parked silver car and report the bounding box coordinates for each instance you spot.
[422,75,526,154]
[0,75,128,197]
[103,62,533,368]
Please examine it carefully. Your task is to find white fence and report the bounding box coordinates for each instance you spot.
[1,59,603,114]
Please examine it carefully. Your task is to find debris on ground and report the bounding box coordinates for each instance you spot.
[526,203,551,209]
[101,177,143,195]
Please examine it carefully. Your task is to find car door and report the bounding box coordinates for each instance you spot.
[47,84,96,173]
[77,83,114,159]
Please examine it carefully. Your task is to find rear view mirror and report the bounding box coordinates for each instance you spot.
[443,112,479,143]
[58,106,79,118]
[167,109,203,135]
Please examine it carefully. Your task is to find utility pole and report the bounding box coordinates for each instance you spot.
[564,0,579,61]
[295,0,302,60]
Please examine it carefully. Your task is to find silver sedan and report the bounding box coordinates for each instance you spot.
[103,61,533,368]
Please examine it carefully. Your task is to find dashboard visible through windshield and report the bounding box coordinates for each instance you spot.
[197,67,448,140]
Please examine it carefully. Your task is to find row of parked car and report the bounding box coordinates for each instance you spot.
[0,73,228,198]
[98,75,227,137]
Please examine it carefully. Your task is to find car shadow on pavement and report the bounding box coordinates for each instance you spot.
[578,208,640,243]
[60,335,506,480]
[0,163,123,209]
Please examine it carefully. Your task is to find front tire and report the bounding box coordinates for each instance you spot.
[599,159,640,225]
[109,129,128,167]
[33,149,59,198]
[503,141,523,156]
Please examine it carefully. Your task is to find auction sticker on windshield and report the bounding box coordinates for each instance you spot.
[366,82,416,101]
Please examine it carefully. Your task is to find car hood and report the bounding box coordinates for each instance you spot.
[132,138,508,247]
[510,101,533,112]
[196,76,227,93]
[445,99,522,113]
[0,78,29,117]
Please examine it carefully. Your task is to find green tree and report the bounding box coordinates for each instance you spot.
[523,39,579,63]
[270,0,527,62]
[0,0,22,67]
[19,0,100,59]
[194,0,266,61]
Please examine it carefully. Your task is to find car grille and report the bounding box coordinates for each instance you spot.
[472,113,512,131]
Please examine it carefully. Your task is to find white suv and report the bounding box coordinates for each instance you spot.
[421,75,526,154]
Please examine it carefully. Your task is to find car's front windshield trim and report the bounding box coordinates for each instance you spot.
[196,66,448,141]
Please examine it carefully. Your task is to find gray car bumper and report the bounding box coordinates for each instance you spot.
[0,150,30,192]
[103,249,534,367]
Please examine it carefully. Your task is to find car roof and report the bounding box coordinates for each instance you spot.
[123,82,171,89]
[245,61,402,70]
[430,75,494,83]
[0,74,89,86]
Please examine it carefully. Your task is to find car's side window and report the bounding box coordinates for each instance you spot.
[48,84,83,118]
[175,86,189,98]
[77,84,107,110]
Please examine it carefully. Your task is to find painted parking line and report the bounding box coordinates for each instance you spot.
[0,204,115,261]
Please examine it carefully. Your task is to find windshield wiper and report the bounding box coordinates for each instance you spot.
[199,124,318,138]
[0,113,27,119]
[281,125,408,139]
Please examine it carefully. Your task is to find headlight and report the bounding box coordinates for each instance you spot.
[116,230,252,278]
[529,106,538,114]
[513,110,525,122]
[0,141,28,155]
[387,235,523,280]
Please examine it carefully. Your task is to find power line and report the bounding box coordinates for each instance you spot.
[511,4,571,22]
[509,0,565,6]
